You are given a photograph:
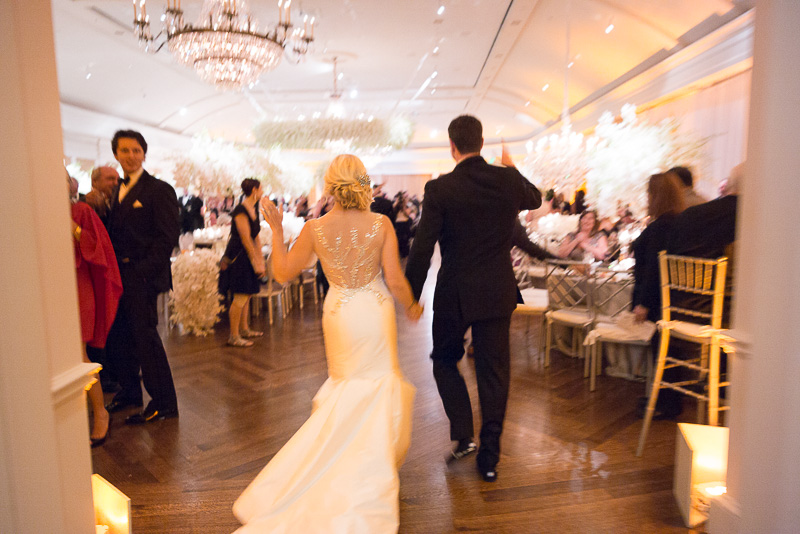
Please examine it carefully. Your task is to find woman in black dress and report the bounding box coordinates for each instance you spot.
[224,178,266,347]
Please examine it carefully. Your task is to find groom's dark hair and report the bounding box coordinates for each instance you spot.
[448,115,483,154]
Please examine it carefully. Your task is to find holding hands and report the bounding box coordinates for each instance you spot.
[406,301,424,322]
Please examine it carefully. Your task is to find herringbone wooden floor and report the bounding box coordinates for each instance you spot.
[92,289,698,533]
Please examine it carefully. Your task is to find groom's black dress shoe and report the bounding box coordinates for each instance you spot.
[125,407,179,425]
[477,452,498,482]
[447,438,477,463]
[478,463,497,482]
[105,398,143,413]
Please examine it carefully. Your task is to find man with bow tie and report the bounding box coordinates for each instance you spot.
[104,129,181,424]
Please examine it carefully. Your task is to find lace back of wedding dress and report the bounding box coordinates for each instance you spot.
[312,212,385,289]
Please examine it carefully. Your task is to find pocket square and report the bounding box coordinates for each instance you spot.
[133,200,144,208]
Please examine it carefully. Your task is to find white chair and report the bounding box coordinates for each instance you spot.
[294,258,319,309]
[583,268,654,392]
[636,252,729,457]
[252,254,289,325]
[513,287,549,360]
[543,260,594,370]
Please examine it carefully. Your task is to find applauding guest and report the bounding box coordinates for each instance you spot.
[557,210,608,261]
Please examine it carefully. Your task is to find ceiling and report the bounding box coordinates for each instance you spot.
[53,0,754,173]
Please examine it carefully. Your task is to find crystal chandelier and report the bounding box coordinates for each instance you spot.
[133,0,314,90]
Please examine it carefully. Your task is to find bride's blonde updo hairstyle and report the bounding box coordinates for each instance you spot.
[324,154,371,210]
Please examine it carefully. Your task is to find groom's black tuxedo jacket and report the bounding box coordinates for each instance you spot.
[107,170,180,294]
[406,156,542,323]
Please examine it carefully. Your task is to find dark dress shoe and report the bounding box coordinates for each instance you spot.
[447,438,477,463]
[125,408,179,425]
[478,464,498,482]
[105,399,143,413]
[477,452,498,482]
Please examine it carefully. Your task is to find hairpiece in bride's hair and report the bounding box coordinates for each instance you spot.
[356,173,371,190]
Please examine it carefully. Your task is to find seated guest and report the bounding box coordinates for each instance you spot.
[632,173,687,323]
[669,163,740,259]
[669,166,707,208]
[631,172,687,419]
[557,210,608,261]
[667,162,742,327]
[370,183,395,222]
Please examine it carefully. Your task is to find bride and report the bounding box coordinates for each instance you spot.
[233,155,423,533]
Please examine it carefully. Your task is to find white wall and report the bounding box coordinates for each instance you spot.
[0,0,97,532]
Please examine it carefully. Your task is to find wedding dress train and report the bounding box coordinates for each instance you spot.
[233,214,415,534]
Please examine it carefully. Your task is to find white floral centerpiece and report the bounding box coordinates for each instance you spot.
[520,121,587,193]
[585,104,707,218]
[520,104,706,218]
[169,249,225,336]
[533,213,580,254]
[536,212,580,241]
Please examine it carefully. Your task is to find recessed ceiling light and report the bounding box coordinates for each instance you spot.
[350,89,358,98]
[85,73,92,80]
[605,23,614,34]
[431,70,438,79]
[542,83,549,91]
[357,113,365,120]
[337,72,344,80]
[430,129,439,138]
[179,107,188,116]
[367,115,374,122]
[437,5,445,15]
[567,61,574,69]
[431,88,436,95]
[312,111,321,119]
[433,46,440,54]
[298,114,306,121]
[524,101,530,107]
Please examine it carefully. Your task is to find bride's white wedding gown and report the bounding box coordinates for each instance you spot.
[233,213,415,534]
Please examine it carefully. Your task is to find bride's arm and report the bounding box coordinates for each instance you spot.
[262,202,315,284]
[380,216,423,321]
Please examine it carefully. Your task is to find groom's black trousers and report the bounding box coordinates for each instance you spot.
[431,311,511,465]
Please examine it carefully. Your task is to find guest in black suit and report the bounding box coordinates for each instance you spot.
[85,165,120,226]
[370,184,396,222]
[104,129,181,424]
[405,115,542,482]
[180,191,205,233]
[667,163,741,327]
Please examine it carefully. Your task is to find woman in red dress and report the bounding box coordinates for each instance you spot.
[69,174,123,446]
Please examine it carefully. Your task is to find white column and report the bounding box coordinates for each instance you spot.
[709,1,800,532]
[0,1,97,533]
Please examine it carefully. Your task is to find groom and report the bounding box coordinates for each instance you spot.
[405,115,542,481]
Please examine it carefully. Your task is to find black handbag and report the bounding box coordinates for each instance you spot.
[217,252,240,295]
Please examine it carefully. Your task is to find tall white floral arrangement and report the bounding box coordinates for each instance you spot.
[584,104,707,218]
[520,122,587,193]
[584,105,672,218]
[169,249,225,336]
